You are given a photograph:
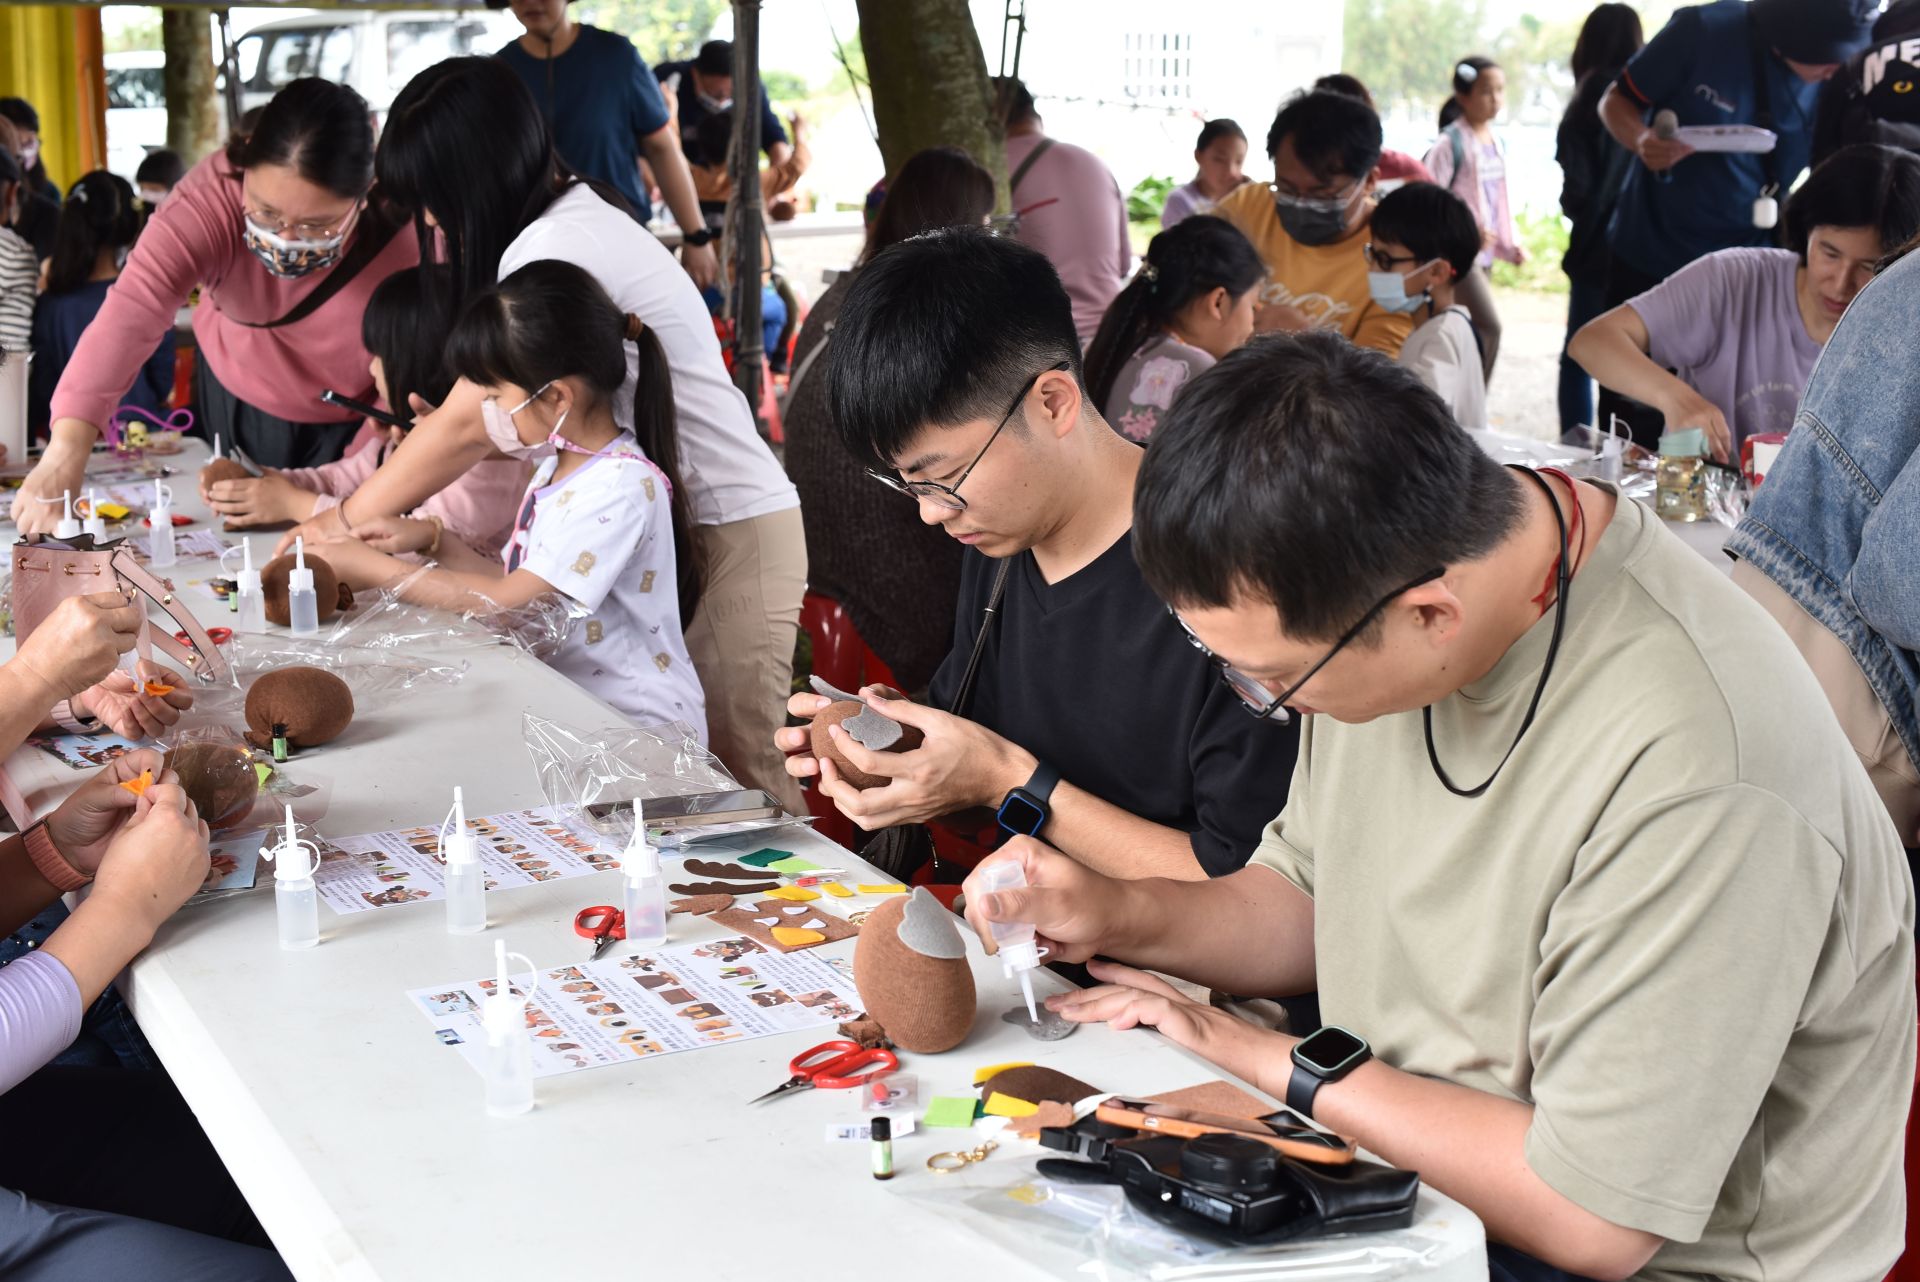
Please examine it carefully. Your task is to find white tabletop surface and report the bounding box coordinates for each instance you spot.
[5,442,1487,1280]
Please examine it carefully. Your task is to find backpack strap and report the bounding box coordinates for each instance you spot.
[1010,137,1057,195]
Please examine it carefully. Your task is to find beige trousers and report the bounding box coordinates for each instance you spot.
[686,507,808,815]
[1733,561,1920,846]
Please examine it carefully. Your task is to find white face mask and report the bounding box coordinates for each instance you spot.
[697,91,734,113]
[138,186,169,209]
[243,215,350,278]
[1367,263,1443,315]
[481,382,562,461]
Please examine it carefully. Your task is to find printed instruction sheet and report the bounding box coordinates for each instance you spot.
[314,805,616,913]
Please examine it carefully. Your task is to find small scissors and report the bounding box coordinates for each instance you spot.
[574,905,626,961]
[750,1040,899,1105]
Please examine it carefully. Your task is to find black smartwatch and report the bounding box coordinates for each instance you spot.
[1286,1025,1372,1120]
[996,762,1060,838]
[680,227,716,248]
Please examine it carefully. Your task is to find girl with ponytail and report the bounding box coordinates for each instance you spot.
[313,258,707,740]
[28,171,174,436]
[1081,214,1264,442]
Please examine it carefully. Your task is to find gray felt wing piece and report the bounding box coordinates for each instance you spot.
[807,676,906,750]
[896,886,967,960]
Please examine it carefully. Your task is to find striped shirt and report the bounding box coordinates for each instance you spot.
[0,226,35,352]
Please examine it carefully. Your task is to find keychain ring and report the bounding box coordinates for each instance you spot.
[927,1151,971,1174]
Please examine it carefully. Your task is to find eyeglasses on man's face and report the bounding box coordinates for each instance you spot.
[865,360,1072,512]
[1170,568,1446,723]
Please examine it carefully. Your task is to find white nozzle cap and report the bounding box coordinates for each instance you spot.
[54,489,82,539]
[266,804,315,882]
[1000,937,1042,974]
[289,536,315,592]
[152,479,171,511]
[622,825,660,881]
[213,437,223,461]
[443,786,476,866]
[483,939,521,1040]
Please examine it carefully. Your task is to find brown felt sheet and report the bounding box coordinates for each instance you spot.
[707,898,860,953]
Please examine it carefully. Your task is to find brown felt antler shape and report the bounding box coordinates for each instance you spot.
[667,880,782,898]
[850,887,975,1052]
[681,859,770,881]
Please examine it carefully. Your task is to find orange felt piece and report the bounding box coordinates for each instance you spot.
[142,680,176,697]
[118,769,154,797]
[772,926,826,946]
[1013,1100,1077,1139]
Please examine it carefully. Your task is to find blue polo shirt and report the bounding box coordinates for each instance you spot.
[1606,0,1822,280]
[498,26,669,220]
[653,59,789,168]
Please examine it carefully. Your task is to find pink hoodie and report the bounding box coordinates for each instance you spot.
[49,151,418,430]
[278,428,530,560]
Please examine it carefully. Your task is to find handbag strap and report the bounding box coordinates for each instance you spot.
[110,548,234,686]
[946,559,1012,717]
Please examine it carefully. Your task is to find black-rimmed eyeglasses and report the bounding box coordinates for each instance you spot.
[1170,568,1447,723]
[864,360,1071,512]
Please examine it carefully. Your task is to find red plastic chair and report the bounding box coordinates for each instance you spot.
[796,594,901,849]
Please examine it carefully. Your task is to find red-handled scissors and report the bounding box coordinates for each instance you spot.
[749,1040,899,1105]
[574,905,625,960]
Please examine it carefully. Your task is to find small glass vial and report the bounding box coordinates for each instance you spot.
[871,1116,894,1180]
[1655,430,1708,524]
[288,536,319,635]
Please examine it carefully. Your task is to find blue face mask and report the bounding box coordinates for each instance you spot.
[1367,265,1441,315]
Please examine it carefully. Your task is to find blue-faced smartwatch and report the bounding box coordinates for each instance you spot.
[996,762,1060,838]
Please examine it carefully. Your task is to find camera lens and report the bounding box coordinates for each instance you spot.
[1178,1134,1280,1190]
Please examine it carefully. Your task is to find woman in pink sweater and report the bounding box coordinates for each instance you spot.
[11,79,417,535]
[202,267,526,558]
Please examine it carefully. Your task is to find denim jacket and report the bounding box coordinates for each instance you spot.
[1727,248,1920,774]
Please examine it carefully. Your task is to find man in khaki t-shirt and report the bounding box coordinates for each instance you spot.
[961,330,1914,1281]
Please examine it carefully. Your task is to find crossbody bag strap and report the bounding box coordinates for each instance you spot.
[110,549,234,686]
[1009,137,1056,195]
[946,559,1013,717]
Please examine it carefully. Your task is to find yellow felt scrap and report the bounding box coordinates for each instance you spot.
[772,926,826,946]
[118,769,154,797]
[971,1060,1035,1085]
[856,883,907,894]
[765,885,820,902]
[96,502,132,520]
[984,1092,1041,1118]
[821,881,855,898]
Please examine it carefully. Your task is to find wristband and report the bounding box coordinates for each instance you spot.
[24,822,92,892]
[425,514,445,557]
[49,699,101,735]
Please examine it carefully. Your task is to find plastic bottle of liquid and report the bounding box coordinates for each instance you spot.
[442,786,486,936]
[620,816,668,949]
[979,861,1044,1021]
[52,490,82,541]
[234,542,267,633]
[81,488,108,541]
[287,536,319,635]
[149,481,176,567]
[262,804,319,950]
[483,939,536,1118]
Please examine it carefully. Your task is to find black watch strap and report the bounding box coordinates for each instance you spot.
[680,227,715,247]
[1285,1064,1323,1120]
[1022,761,1060,807]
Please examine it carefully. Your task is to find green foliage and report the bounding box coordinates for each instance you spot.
[102,7,161,55]
[1342,0,1487,117]
[572,0,726,64]
[1490,207,1571,293]
[760,70,811,104]
[1127,175,1174,225]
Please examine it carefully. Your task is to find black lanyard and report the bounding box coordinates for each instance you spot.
[1422,467,1572,799]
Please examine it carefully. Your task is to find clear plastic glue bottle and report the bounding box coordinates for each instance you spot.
[442,786,486,936]
[262,804,320,950]
[620,810,667,949]
[287,536,319,635]
[980,861,1046,1022]
[483,939,537,1118]
[52,490,82,541]
[235,541,266,633]
[81,488,108,541]
[148,481,176,567]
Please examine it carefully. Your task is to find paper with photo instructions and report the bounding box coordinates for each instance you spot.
[313,805,619,913]
[407,936,864,1079]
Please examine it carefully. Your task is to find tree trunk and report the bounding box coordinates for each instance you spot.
[729,0,766,437]
[162,8,220,164]
[855,0,1007,205]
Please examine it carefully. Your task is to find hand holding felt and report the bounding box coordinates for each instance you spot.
[205,470,310,530]
[75,661,195,740]
[814,694,1033,832]
[43,749,171,875]
[197,457,251,501]
[776,683,911,781]
[243,666,355,751]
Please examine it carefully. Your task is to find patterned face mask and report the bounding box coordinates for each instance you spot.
[242,215,349,278]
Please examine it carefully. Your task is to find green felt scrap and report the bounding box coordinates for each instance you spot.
[253,763,273,787]
[739,849,794,868]
[767,856,822,874]
[924,1096,979,1129]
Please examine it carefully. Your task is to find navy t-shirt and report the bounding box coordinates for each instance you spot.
[498,27,669,220]
[653,59,789,168]
[29,281,175,436]
[1606,0,1822,280]
[927,532,1299,877]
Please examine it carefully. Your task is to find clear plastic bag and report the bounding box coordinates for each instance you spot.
[520,713,815,848]
[324,562,581,660]
[921,1157,1479,1280]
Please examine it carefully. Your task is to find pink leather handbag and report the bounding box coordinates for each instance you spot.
[11,534,233,687]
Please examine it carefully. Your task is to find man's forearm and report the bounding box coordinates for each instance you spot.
[1305,1062,1663,1279]
[642,128,705,232]
[1045,783,1208,880]
[1105,866,1316,994]
[1598,83,1647,154]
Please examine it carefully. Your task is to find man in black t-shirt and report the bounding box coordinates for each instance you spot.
[772,228,1297,880]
